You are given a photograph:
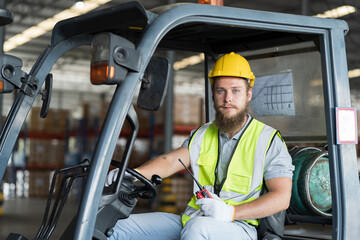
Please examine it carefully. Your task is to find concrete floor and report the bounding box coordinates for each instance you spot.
[0,197,79,239]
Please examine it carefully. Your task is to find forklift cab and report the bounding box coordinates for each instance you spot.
[0,1,359,239]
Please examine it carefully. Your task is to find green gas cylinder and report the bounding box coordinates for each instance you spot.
[290,147,332,217]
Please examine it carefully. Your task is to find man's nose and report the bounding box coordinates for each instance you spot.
[225,91,232,103]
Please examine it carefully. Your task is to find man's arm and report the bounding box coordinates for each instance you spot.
[233,177,292,220]
[136,146,190,180]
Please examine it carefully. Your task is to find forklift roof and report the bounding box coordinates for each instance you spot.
[51,1,348,55]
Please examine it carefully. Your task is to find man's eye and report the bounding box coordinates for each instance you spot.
[217,90,224,94]
[233,89,240,93]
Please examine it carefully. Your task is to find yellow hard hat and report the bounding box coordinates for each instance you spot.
[208,52,255,87]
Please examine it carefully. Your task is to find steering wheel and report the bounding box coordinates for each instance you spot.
[110,160,162,200]
[125,167,162,200]
[63,162,162,240]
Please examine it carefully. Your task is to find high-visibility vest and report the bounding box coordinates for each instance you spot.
[181,119,279,227]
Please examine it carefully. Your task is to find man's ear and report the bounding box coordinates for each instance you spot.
[247,88,253,101]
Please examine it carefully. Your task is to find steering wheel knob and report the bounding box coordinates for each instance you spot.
[151,174,162,186]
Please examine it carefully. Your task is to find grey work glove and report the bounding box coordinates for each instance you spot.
[105,168,138,187]
[196,193,235,222]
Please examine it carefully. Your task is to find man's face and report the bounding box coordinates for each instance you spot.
[213,76,252,132]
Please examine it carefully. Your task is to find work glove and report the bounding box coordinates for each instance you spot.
[105,168,138,187]
[196,193,235,222]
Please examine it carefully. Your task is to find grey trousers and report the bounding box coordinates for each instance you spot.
[107,212,257,240]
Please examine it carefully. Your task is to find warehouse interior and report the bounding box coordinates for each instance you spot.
[0,0,359,239]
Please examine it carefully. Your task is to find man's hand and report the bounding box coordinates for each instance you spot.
[196,193,235,222]
[105,168,119,187]
[105,168,138,187]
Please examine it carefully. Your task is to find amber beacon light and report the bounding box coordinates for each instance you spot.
[90,32,140,85]
[198,0,223,6]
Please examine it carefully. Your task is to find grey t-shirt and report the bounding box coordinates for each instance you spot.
[182,115,294,189]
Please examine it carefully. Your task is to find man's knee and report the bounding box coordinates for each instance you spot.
[108,213,182,240]
[181,217,211,238]
[181,217,257,240]
[107,218,133,240]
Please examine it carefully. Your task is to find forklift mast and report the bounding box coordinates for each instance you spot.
[0,1,359,239]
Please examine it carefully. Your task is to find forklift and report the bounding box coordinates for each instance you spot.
[0,1,359,239]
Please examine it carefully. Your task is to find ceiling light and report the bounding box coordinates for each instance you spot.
[4,0,111,52]
[173,54,204,70]
[75,1,85,9]
[314,5,356,18]
[349,69,360,79]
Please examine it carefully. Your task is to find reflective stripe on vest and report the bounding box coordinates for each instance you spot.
[181,119,278,227]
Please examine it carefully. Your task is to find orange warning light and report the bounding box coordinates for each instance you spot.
[198,0,223,6]
[90,62,114,85]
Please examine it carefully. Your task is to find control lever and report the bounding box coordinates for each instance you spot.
[178,159,212,199]
[40,73,53,118]
[151,174,162,186]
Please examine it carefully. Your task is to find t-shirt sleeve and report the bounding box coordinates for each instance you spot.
[181,129,197,148]
[263,135,295,181]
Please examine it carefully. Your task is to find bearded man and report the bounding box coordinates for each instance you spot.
[106,52,294,240]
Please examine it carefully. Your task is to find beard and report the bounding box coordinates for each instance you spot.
[214,106,248,133]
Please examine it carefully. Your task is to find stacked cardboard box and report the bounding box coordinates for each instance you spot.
[99,101,165,133]
[28,139,65,168]
[174,95,205,126]
[29,107,70,133]
[29,108,45,132]
[28,170,51,198]
[57,109,70,133]
[27,170,73,199]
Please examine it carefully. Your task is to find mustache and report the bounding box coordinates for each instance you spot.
[218,104,237,109]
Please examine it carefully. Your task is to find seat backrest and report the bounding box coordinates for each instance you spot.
[257,210,285,240]
[256,185,285,240]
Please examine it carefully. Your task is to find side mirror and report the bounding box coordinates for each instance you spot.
[137,57,170,111]
[0,9,13,27]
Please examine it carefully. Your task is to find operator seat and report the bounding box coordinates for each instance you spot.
[256,185,286,240]
[257,210,285,240]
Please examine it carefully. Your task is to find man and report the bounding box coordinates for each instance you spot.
[107,52,294,240]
